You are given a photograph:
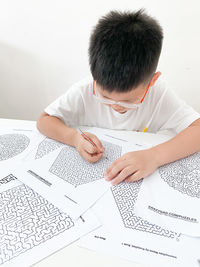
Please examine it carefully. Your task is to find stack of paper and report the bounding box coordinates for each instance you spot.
[0,126,199,267]
[0,126,100,267]
[134,152,200,236]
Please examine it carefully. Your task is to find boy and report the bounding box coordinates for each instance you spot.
[37,10,200,185]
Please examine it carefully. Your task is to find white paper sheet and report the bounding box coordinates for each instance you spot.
[0,174,100,267]
[12,130,125,219]
[134,152,200,236]
[78,184,200,267]
[0,127,44,179]
[1,125,199,266]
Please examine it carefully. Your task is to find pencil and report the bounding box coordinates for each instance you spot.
[78,128,108,160]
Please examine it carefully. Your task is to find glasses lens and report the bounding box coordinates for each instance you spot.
[117,102,141,109]
[94,85,141,109]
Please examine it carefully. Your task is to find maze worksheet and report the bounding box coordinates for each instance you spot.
[13,132,123,219]
[0,134,30,161]
[79,180,194,267]
[134,152,200,236]
[111,181,178,238]
[35,137,64,159]
[0,175,99,267]
[49,140,121,187]
[159,152,200,198]
[0,128,44,179]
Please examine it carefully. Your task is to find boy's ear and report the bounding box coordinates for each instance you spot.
[150,71,161,86]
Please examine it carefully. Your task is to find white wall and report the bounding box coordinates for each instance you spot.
[0,0,200,120]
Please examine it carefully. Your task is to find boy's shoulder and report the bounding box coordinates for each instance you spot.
[147,76,167,103]
[61,76,93,102]
[69,75,93,92]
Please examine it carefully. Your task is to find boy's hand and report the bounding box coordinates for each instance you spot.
[74,132,105,163]
[104,149,158,185]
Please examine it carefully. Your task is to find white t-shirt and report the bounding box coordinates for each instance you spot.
[45,76,200,133]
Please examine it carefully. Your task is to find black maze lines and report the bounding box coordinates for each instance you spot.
[111,181,179,239]
[159,152,200,198]
[49,140,122,187]
[0,134,30,161]
[0,175,74,265]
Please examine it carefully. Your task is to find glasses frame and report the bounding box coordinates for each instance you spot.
[92,80,151,109]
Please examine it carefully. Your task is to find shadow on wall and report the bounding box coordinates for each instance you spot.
[0,42,47,121]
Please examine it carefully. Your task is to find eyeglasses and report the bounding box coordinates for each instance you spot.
[92,80,151,109]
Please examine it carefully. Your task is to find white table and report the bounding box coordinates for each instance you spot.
[0,118,174,267]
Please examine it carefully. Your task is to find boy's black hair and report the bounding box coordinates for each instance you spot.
[89,9,163,92]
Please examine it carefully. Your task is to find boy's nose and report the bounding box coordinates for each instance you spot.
[111,104,122,109]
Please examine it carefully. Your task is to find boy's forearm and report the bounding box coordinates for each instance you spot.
[151,119,200,167]
[37,113,78,147]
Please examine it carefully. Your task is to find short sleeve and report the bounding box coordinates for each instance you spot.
[156,89,200,133]
[44,84,84,127]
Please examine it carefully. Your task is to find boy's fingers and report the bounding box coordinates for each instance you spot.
[104,161,125,180]
[125,171,143,183]
[110,167,135,185]
[89,135,104,153]
[90,152,103,162]
[82,133,104,153]
[83,140,97,154]
[82,150,103,163]
[105,156,126,175]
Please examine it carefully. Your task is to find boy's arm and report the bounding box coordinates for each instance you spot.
[37,112,78,147]
[152,118,200,166]
[37,112,104,162]
[105,118,200,185]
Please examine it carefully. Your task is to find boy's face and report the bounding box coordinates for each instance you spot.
[94,72,161,113]
[97,84,147,113]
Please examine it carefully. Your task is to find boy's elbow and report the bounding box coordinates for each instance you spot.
[36,112,49,132]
